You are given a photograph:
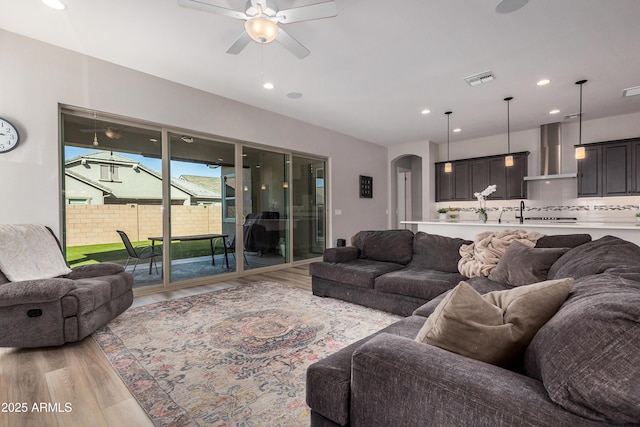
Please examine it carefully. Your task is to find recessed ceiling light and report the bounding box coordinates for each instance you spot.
[453,128,461,133]
[549,109,560,114]
[421,109,431,115]
[42,0,66,10]
[537,79,551,86]
[263,82,275,90]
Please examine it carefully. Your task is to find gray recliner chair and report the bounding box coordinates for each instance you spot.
[0,224,134,348]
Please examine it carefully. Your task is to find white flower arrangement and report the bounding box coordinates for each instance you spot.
[474,185,497,213]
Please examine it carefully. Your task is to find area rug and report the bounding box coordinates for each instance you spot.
[93,281,401,426]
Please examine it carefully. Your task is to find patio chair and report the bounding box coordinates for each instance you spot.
[116,230,162,275]
[215,235,249,267]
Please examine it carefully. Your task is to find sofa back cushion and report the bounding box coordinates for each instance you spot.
[488,241,569,286]
[408,232,472,273]
[534,233,591,249]
[353,229,414,265]
[548,235,640,281]
[523,273,640,424]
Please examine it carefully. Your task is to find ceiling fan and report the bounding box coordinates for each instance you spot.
[178,0,337,58]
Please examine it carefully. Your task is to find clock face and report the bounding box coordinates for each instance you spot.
[0,118,20,153]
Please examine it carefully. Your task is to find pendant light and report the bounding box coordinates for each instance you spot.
[504,96,514,167]
[575,79,587,160]
[444,111,452,173]
[92,112,99,147]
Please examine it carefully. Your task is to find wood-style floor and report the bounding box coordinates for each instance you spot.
[0,265,312,427]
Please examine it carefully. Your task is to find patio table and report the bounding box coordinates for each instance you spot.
[148,234,230,273]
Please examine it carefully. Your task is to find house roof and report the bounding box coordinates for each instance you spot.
[65,151,221,200]
[3,1,640,146]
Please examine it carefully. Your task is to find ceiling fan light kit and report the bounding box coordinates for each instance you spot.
[245,16,278,43]
[178,0,337,58]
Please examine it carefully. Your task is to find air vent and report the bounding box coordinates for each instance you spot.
[623,85,640,98]
[563,112,581,120]
[464,71,495,86]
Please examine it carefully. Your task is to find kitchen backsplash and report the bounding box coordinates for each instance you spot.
[433,175,640,223]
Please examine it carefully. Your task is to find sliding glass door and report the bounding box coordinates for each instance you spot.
[62,112,164,290]
[62,108,327,291]
[292,156,326,261]
[241,147,290,270]
[167,132,236,283]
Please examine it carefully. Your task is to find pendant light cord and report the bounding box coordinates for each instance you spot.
[576,80,587,146]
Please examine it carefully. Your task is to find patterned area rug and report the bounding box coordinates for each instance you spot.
[93,281,401,426]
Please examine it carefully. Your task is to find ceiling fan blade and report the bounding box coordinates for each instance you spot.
[177,0,247,20]
[275,1,337,24]
[276,28,310,59]
[226,32,252,55]
[495,0,528,14]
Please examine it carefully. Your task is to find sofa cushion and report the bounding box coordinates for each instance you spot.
[524,273,640,424]
[309,259,404,289]
[353,229,414,264]
[415,278,574,366]
[306,315,425,426]
[374,267,466,301]
[534,233,591,249]
[407,232,472,273]
[488,241,569,286]
[548,235,640,281]
[322,246,360,263]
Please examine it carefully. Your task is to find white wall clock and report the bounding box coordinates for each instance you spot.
[0,118,20,153]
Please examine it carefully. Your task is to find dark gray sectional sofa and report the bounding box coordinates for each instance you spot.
[307,231,640,426]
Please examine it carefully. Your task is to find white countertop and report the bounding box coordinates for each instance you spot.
[403,220,640,230]
[402,220,640,246]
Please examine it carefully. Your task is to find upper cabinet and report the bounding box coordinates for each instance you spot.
[436,152,529,202]
[577,137,640,197]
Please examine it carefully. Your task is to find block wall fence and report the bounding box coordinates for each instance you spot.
[66,204,223,246]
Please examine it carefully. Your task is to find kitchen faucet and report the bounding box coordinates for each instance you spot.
[518,201,525,224]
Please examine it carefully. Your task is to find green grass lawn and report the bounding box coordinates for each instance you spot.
[66,240,225,267]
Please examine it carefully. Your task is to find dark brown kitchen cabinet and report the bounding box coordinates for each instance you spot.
[577,145,601,197]
[603,142,630,196]
[488,158,507,199]
[632,140,640,194]
[452,161,470,200]
[506,153,528,199]
[435,152,529,202]
[435,162,453,201]
[577,137,640,197]
[436,161,469,201]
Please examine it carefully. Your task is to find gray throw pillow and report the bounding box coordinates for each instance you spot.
[415,278,574,366]
[488,241,569,286]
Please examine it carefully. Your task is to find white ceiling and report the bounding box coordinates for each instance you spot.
[2,0,640,147]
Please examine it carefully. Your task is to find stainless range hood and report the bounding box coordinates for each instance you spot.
[523,122,577,181]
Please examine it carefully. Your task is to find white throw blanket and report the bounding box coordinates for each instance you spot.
[458,229,544,278]
[0,224,72,282]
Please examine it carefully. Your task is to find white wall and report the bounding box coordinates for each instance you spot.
[0,29,389,243]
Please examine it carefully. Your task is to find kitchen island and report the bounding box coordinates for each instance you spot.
[402,220,640,246]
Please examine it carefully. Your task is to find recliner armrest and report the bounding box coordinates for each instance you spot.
[351,333,587,426]
[323,246,360,263]
[65,262,125,280]
[0,278,76,307]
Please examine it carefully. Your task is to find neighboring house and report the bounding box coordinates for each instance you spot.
[64,151,221,205]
